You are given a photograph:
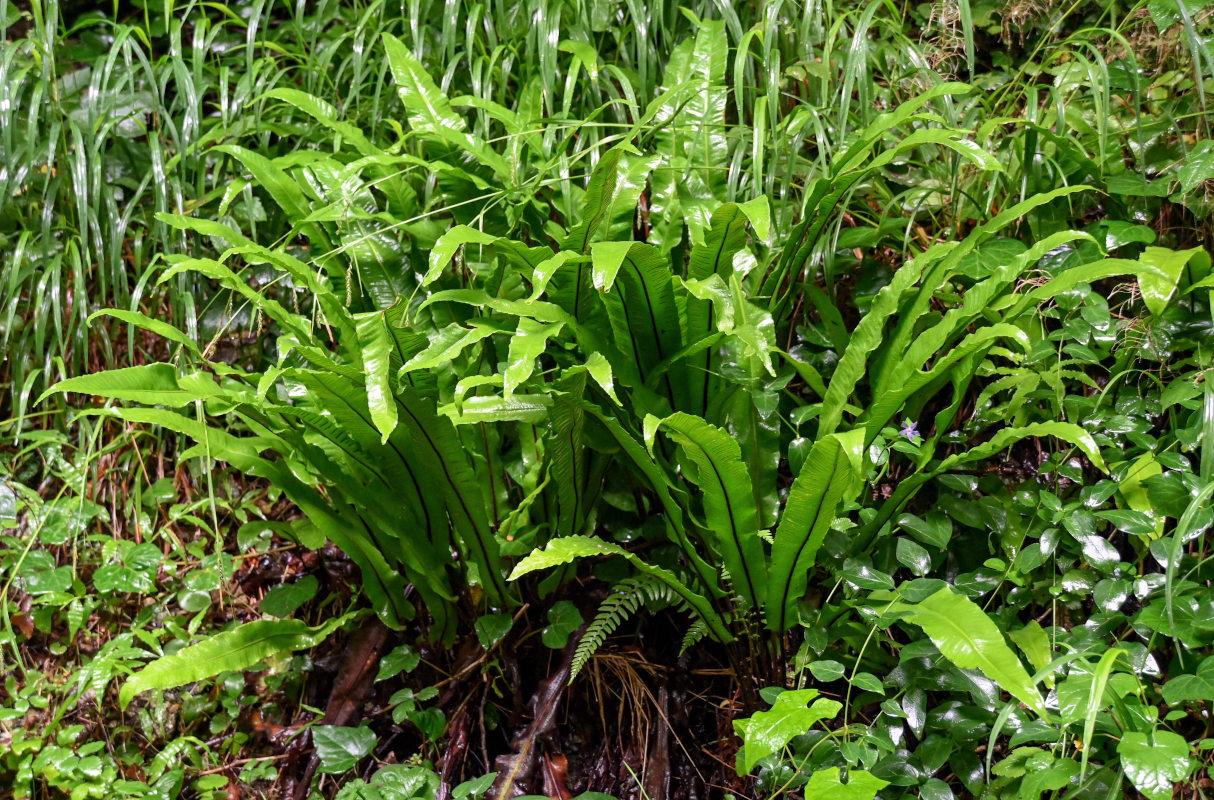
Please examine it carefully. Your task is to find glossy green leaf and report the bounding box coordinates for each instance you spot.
[1008,621,1052,678]
[382,33,509,179]
[313,725,378,774]
[563,147,627,253]
[1137,246,1209,316]
[376,645,421,681]
[510,536,627,579]
[1162,656,1214,705]
[88,310,200,357]
[120,616,352,708]
[766,430,864,631]
[510,535,730,644]
[260,575,319,618]
[354,311,398,441]
[505,318,563,396]
[1079,648,1125,779]
[894,588,1047,718]
[1117,730,1194,800]
[802,768,889,800]
[43,364,219,407]
[425,226,502,285]
[589,241,633,291]
[733,689,842,774]
[542,601,584,649]
[474,613,513,649]
[656,413,766,612]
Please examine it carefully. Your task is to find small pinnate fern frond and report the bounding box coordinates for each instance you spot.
[680,617,709,655]
[571,574,694,679]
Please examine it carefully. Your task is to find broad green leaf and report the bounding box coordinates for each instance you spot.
[766,430,864,632]
[1137,246,1210,316]
[120,616,352,708]
[1079,649,1126,779]
[156,212,253,248]
[528,250,587,300]
[940,422,1106,474]
[509,535,627,578]
[733,689,842,774]
[377,645,421,681]
[802,768,889,800]
[313,725,377,774]
[580,352,620,403]
[897,511,952,550]
[159,256,314,342]
[88,310,200,356]
[894,587,1047,718]
[646,19,730,248]
[1162,655,1214,705]
[382,33,510,179]
[578,404,723,597]
[1117,731,1194,800]
[1008,621,1052,679]
[656,413,766,612]
[505,318,563,397]
[213,145,329,249]
[354,311,398,441]
[510,535,731,644]
[1118,454,1166,536]
[453,772,497,799]
[818,243,946,436]
[896,537,932,575]
[541,601,584,649]
[443,395,552,425]
[474,612,513,649]
[43,364,219,407]
[863,323,1031,442]
[261,88,376,155]
[401,322,505,375]
[688,199,769,281]
[259,575,319,618]
[589,241,634,291]
[559,39,600,79]
[426,226,502,285]
[563,147,628,252]
[597,243,686,407]
[395,389,509,606]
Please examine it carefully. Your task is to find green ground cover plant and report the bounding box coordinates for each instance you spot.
[2,0,1214,798]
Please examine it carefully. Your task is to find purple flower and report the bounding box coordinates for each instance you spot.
[899,419,920,441]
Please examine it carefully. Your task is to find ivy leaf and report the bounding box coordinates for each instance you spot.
[313,725,378,774]
[733,689,842,774]
[1162,656,1214,705]
[542,601,584,649]
[376,644,421,682]
[259,575,319,618]
[802,768,889,800]
[370,764,440,797]
[1117,730,1194,800]
[474,612,513,650]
